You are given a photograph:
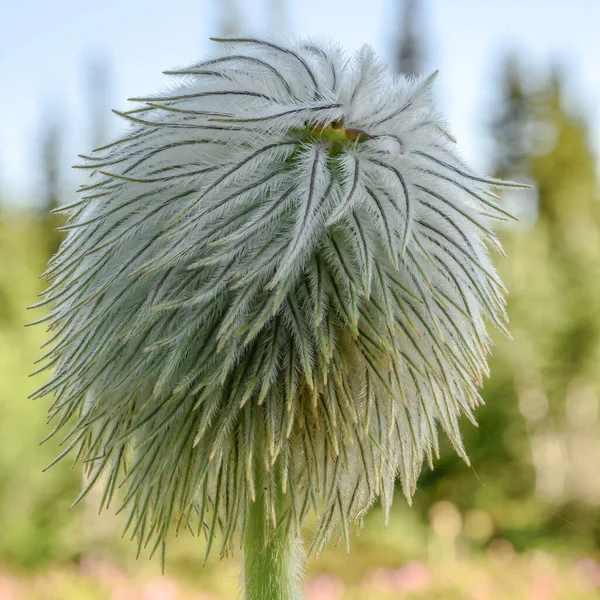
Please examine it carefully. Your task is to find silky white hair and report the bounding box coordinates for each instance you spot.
[31,36,523,561]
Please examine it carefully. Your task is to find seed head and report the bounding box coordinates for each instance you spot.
[32,36,522,559]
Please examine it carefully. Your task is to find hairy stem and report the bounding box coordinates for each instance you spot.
[243,459,304,600]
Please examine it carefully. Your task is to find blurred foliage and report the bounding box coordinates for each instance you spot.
[0,25,599,600]
[414,55,600,554]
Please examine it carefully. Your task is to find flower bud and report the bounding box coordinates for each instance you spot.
[32,36,522,560]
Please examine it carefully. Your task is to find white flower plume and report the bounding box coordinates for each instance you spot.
[31,36,523,560]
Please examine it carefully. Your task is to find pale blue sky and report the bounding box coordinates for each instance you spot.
[1,0,599,205]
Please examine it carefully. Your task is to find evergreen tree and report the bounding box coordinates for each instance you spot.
[526,67,600,400]
[40,116,64,257]
[85,56,112,150]
[394,0,426,77]
[530,67,600,244]
[218,0,241,35]
[489,54,532,179]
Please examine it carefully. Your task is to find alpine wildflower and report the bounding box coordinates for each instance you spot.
[30,36,525,599]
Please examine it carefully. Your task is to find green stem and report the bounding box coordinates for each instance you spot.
[243,461,304,600]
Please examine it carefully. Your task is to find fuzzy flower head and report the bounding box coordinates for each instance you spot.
[32,36,522,560]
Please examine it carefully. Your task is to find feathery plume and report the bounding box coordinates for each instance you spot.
[31,36,524,564]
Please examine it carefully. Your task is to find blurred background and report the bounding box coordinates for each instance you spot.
[1,1,599,598]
